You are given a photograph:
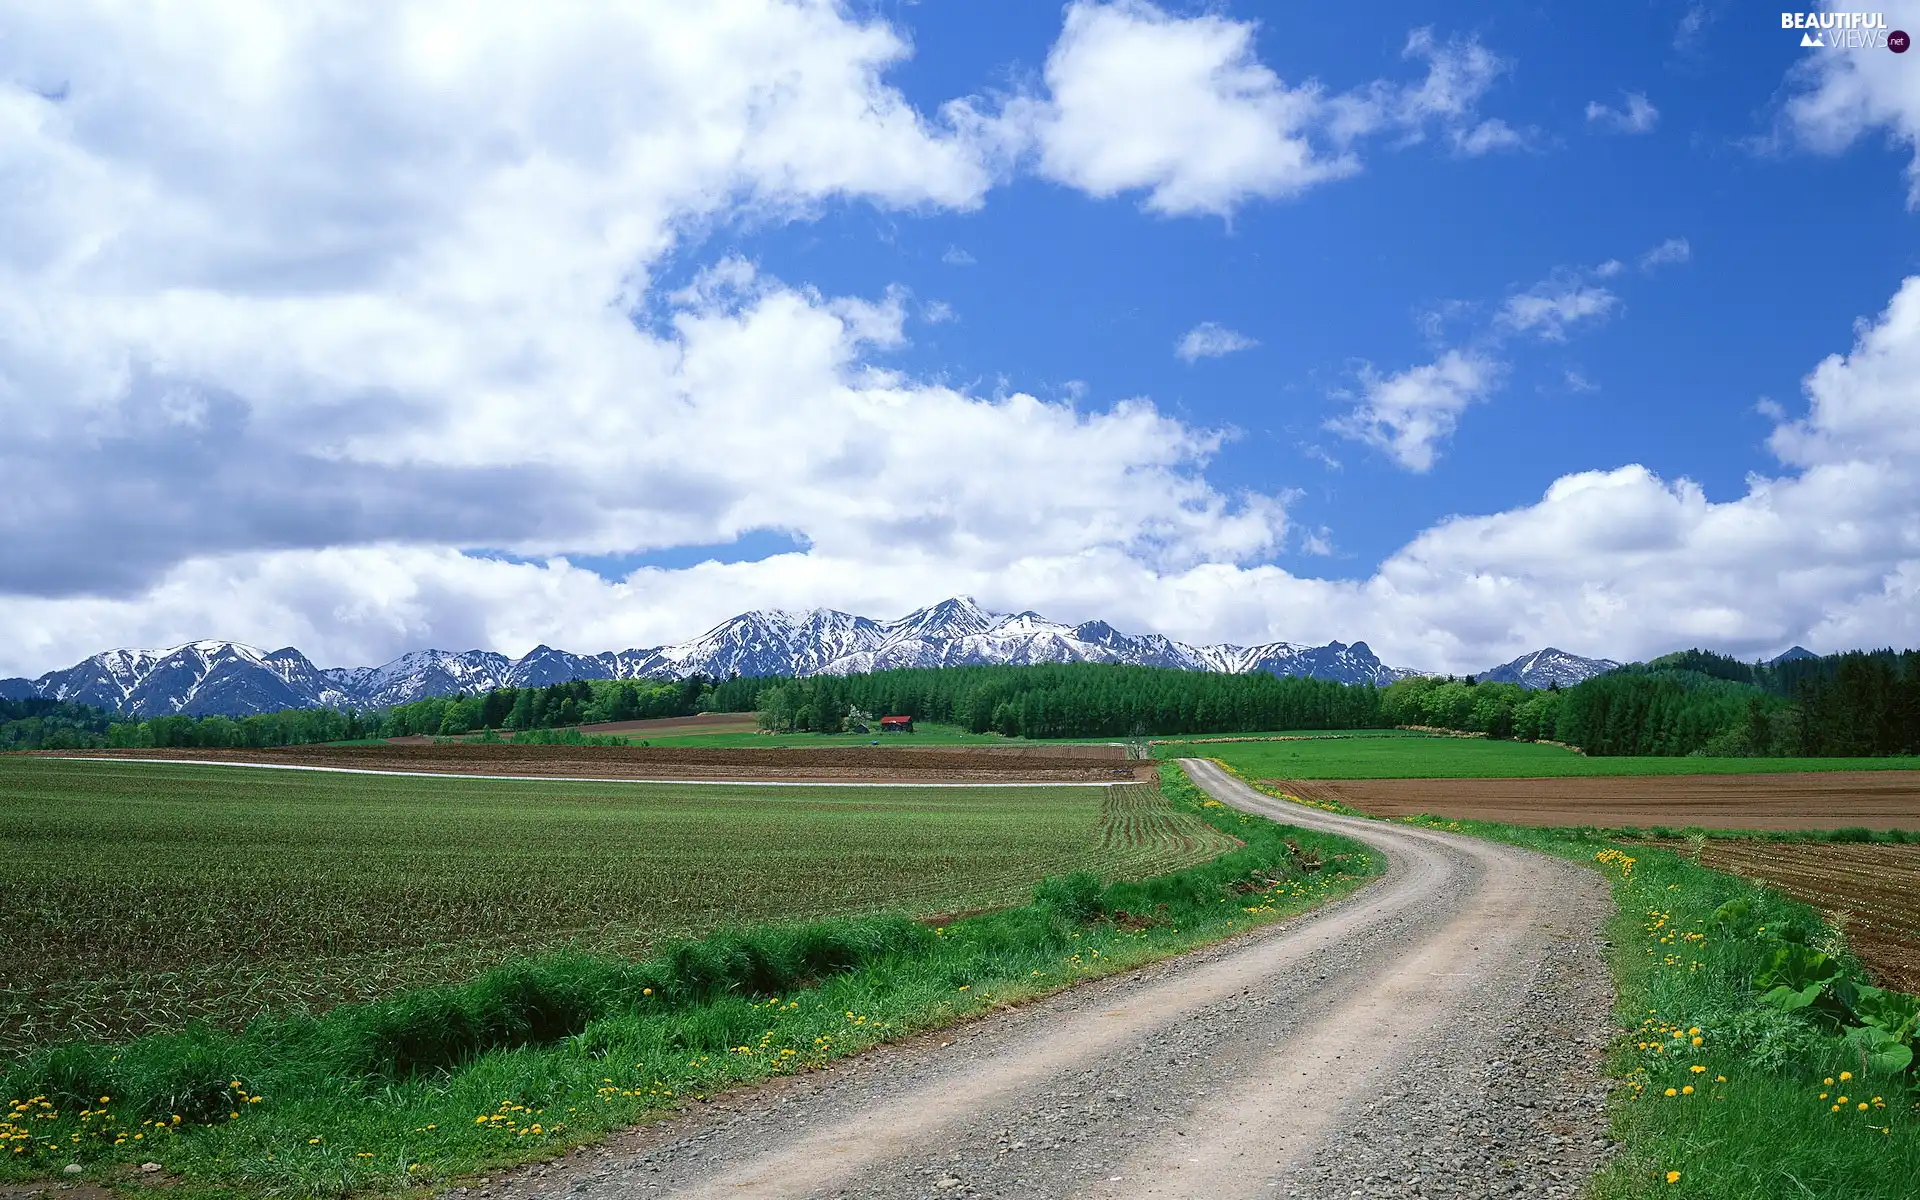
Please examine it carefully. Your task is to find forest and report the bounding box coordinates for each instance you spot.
[0,677,712,750]
[1,646,1915,757]
[716,663,1388,738]
[1376,648,1920,757]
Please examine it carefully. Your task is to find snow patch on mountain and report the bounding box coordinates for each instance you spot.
[1476,647,1620,689]
[20,597,1483,716]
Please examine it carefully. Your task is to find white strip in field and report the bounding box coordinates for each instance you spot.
[53,756,1129,788]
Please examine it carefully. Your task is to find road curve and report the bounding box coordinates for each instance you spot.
[484,759,1615,1200]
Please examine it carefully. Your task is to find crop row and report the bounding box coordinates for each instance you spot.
[1,760,1226,1058]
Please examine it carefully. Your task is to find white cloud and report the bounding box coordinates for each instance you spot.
[1326,350,1503,473]
[941,245,977,265]
[1014,6,1518,216]
[1019,1,1355,216]
[1497,278,1620,341]
[1175,322,1257,362]
[0,3,1288,642]
[1594,259,1624,278]
[1564,370,1599,393]
[1638,237,1692,270]
[1450,118,1526,156]
[8,2,1920,683]
[1786,28,1920,205]
[1325,27,1514,149]
[1585,92,1659,134]
[6,277,1919,676]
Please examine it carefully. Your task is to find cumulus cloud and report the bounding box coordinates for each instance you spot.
[0,2,1289,659]
[1175,322,1257,362]
[5,278,1918,676]
[1014,6,1519,216]
[1585,92,1660,134]
[1325,350,1503,473]
[1017,1,1356,215]
[1786,28,1920,205]
[7,2,1920,682]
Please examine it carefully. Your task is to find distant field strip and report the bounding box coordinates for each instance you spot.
[0,760,1227,1058]
[47,756,1123,787]
[1161,732,1920,780]
[1283,772,1920,831]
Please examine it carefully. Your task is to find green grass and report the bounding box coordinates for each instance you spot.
[1158,733,1920,779]
[1360,811,1920,1197]
[0,758,1235,1059]
[0,763,1379,1197]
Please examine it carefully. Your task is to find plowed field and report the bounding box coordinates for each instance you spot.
[1,758,1202,1056]
[1659,841,1920,993]
[45,743,1147,782]
[1274,771,1920,831]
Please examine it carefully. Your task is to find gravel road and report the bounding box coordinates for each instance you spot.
[475,758,1616,1199]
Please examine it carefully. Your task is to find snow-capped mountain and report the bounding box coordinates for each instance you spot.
[1476,647,1621,689]
[29,641,356,718]
[322,649,518,710]
[10,598,1436,717]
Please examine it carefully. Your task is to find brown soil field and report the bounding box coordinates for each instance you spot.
[385,712,762,744]
[1645,840,1920,993]
[1275,772,1920,831]
[889,742,1126,760]
[570,712,761,737]
[51,744,1149,783]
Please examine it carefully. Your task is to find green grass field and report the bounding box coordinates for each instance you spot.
[1156,732,1920,779]
[0,762,1375,1197]
[0,758,1234,1059]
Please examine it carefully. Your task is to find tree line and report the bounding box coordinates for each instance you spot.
[2,646,1916,758]
[0,677,714,751]
[1376,647,1920,757]
[718,663,1389,738]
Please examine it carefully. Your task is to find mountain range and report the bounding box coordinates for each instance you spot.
[0,597,1622,718]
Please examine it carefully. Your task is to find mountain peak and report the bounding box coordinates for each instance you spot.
[20,601,1435,715]
[1478,647,1620,689]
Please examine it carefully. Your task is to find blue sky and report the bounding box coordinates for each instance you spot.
[711,0,1917,568]
[3,1,1920,676]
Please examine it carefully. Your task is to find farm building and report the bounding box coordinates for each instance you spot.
[878,715,914,733]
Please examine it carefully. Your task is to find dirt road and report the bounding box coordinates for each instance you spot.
[480,760,1614,1200]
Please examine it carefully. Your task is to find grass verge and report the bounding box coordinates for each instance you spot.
[1,763,1378,1198]
[1392,813,1919,1197]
